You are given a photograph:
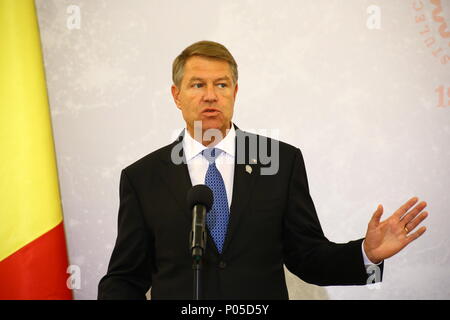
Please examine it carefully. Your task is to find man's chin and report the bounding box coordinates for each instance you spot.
[196,119,228,131]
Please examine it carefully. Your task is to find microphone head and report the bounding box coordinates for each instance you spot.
[186,185,213,212]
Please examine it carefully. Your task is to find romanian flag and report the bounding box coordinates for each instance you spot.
[0,1,72,299]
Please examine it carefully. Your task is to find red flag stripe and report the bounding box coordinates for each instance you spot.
[0,222,73,300]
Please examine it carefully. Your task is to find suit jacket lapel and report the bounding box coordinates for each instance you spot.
[222,128,259,254]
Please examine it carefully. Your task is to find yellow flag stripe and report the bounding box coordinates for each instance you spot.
[0,0,64,261]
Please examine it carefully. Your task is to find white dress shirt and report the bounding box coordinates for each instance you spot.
[182,125,236,208]
[182,124,379,266]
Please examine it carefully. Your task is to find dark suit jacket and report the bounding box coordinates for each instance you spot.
[98,126,382,300]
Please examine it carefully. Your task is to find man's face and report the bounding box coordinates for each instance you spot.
[171,56,238,139]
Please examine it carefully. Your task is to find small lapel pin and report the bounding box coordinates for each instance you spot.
[251,158,257,164]
[245,165,252,174]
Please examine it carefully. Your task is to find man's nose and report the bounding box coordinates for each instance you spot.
[203,84,218,102]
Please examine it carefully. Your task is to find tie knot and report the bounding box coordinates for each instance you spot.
[202,148,223,164]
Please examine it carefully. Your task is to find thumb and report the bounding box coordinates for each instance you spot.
[370,204,383,227]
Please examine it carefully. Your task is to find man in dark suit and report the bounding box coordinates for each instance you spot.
[98,40,429,300]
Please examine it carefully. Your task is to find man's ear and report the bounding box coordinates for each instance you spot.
[233,82,239,99]
[171,84,181,110]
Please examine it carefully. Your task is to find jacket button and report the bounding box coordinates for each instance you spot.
[219,261,227,269]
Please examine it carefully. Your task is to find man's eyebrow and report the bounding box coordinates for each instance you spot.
[187,76,232,83]
[188,77,204,83]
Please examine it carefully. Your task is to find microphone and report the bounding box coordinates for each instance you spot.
[187,185,213,261]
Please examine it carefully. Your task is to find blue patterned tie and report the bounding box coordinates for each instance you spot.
[203,148,229,253]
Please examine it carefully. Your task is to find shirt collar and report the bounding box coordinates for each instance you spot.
[183,124,236,162]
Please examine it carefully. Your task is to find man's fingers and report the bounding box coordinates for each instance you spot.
[406,226,427,244]
[401,201,427,225]
[405,211,429,233]
[394,196,419,219]
[370,204,383,227]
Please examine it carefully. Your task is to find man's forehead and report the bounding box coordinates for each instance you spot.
[184,56,232,76]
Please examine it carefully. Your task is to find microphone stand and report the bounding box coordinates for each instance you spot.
[190,205,207,300]
[192,255,202,300]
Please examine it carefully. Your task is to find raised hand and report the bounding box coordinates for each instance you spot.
[363,197,429,264]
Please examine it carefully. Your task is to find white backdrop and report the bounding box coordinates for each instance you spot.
[36,0,450,300]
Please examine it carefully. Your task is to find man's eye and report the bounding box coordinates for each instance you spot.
[192,83,203,88]
[217,83,227,88]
